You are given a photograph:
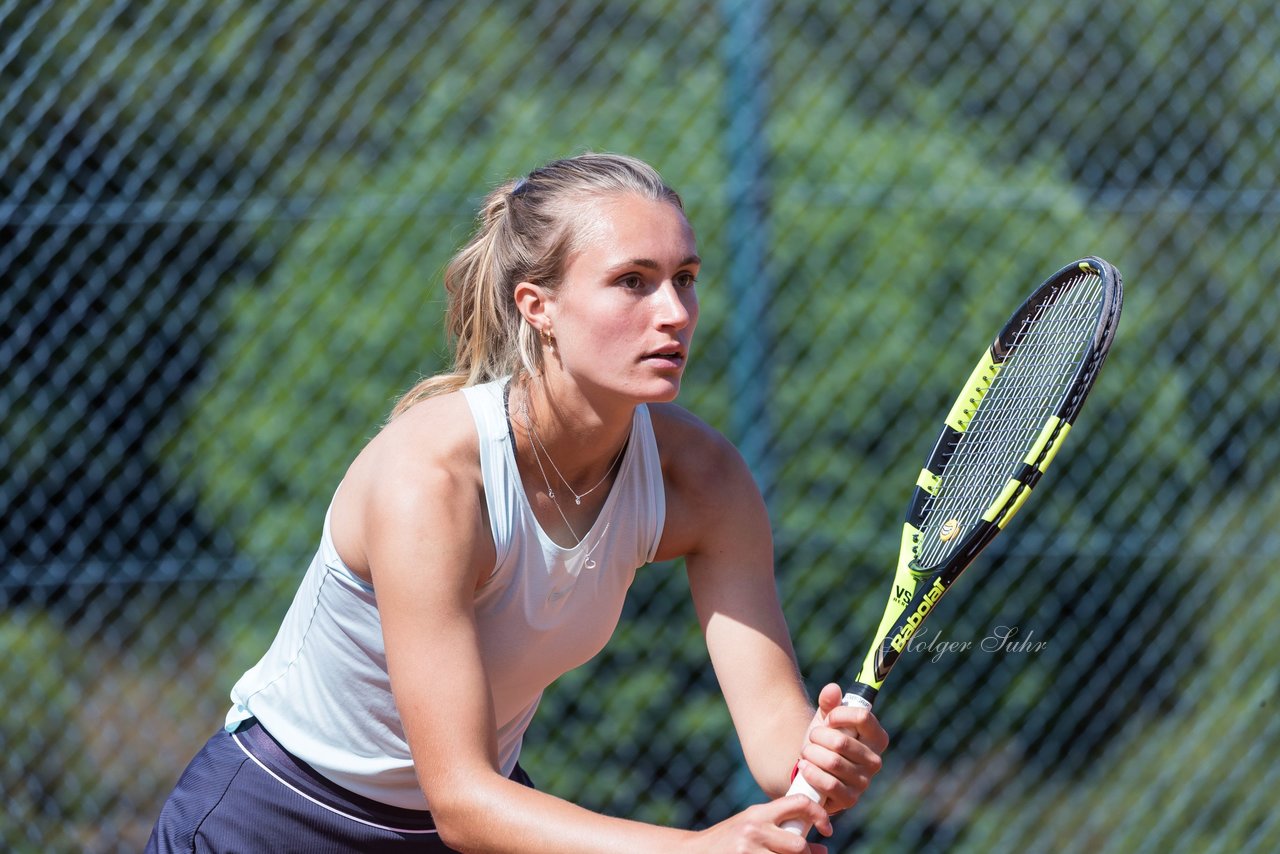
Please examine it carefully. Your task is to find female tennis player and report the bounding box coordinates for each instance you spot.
[147,152,888,853]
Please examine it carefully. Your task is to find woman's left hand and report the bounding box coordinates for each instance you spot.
[792,683,890,814]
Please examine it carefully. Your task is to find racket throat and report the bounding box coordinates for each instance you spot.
[862,573,949,685]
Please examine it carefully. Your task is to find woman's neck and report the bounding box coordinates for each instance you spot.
[511,374,634,485]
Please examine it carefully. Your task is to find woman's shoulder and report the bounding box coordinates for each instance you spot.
[649,399,727,446]
[331,389,487,579]
[647,402,751,491]
[345,390,483,506]
[647,402,768,561]
[378,389,479,461]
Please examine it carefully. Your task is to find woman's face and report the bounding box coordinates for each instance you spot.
[542,192,701,406]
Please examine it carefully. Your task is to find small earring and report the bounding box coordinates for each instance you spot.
[542,327,555,348]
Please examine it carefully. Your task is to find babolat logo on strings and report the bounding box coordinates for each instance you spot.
[939,518,961,542]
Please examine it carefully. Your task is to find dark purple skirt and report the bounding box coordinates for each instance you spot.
[146,719,533,853]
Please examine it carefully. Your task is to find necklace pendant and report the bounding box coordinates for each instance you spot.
[547,489,555,499]
[574,496,582,505]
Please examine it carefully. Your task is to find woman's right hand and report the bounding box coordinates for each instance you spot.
[684,795,833,853]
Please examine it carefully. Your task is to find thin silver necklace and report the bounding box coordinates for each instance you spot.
[518,394,614,567]
[519,387,628,507]
[522,402,616,568]
[522,402,583,543]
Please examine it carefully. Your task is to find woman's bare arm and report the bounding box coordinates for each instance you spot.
[655,405,888,809]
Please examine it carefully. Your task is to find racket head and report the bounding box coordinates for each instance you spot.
[855,257,1123,695]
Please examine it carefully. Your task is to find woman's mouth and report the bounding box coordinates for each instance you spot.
[642,348,686,368]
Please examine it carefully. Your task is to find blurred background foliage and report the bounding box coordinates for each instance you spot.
[3,1,1278,850]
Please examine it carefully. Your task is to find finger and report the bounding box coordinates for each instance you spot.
[795,757,865,814]
[797,728,883,811]
[824,706,890,754]
[816,682,844,715]
[787,796,833,837]
[774,793,834,834]
[773,792,830,818]
[805,724,883,775]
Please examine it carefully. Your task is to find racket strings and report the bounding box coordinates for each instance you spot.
[915,272,1104,567]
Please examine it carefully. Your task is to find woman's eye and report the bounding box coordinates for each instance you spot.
[620,274,645,289]
[675,272,698,288]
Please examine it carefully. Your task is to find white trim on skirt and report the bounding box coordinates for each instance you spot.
[231,731,441,835]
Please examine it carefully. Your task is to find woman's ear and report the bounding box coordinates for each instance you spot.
[514,280,553,337]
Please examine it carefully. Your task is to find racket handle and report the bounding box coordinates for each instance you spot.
[780,692,874,836]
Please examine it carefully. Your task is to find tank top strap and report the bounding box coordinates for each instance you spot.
[461,378,519,570]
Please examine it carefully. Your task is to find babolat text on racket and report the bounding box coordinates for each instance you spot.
[784,257,1123,834]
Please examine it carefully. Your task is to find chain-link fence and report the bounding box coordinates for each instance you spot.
[4,1,1279,851]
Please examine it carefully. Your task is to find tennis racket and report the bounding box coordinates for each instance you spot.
[783,257,1123,835]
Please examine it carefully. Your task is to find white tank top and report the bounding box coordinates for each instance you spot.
[225,378,666,809]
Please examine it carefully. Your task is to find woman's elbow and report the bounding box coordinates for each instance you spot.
[423,776,505,851]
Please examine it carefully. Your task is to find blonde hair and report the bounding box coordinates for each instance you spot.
[390,153,684,418]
